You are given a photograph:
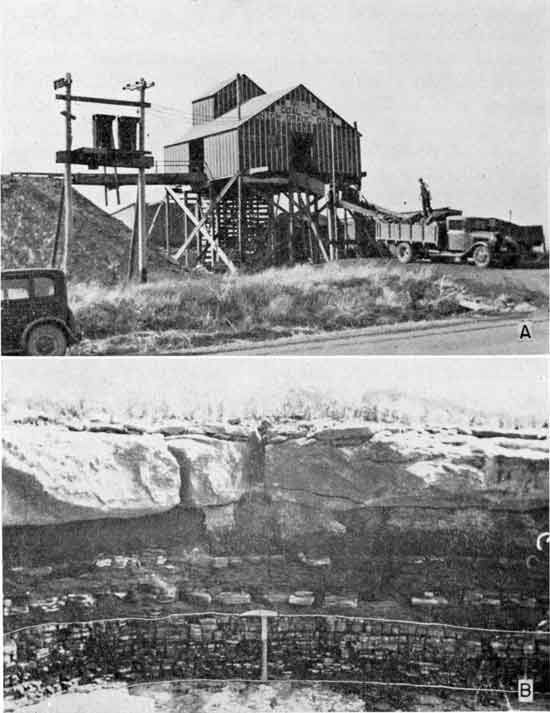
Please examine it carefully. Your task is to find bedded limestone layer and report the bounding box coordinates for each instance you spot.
[2,426,181,526]
[2,421,547,529]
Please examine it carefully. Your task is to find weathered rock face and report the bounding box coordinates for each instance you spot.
[3,421,547,536]
[167,434,257,507]
[260,426,548,538]
[265,428,548,505]
[2,426,181,526]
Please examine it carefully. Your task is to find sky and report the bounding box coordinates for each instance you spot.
[1,0,548,232]
[2,356,547,423]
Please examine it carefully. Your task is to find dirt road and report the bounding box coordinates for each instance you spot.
[184,313,548,356]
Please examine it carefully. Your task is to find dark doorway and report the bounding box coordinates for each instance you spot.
[189,139,204,172]
[289,130,314,173]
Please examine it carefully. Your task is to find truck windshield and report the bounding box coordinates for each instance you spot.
[466,218,491,231]
[447,219,464,230]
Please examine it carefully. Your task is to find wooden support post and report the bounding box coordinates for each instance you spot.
[208,183,215,268]
[292,193,329,263]
[182,190,188,267]
[261,615,268,681]
[127,190,139,281]
[327,195,335,261]
[195,194,200,257]
[343,208,349,255]
[164,191,170,256]
[167,182,237,273]
[269,189,276,264]
[170,175,238,263]
[307,196,314,264]
[146,202,162,241]
[288,189,295,265]
[330,122,337,261]
[237,173,243,264]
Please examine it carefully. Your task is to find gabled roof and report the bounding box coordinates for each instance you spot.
[167,86,297,146]
[192,76,238,102]
[192,74,265,103]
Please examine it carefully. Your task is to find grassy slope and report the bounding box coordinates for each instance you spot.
[70,260,548,353]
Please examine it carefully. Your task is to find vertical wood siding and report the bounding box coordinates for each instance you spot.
[192,75,265,125]
[164,143,190,171]
[192,98,215,125]
[214,76,265,118]
[204,130,239,179]
[238,86,362,182]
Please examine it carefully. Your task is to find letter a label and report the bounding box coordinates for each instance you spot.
[518,322,533,341]
[518,678,534,703]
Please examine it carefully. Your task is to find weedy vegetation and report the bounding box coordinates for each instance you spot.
[69,260,547,354]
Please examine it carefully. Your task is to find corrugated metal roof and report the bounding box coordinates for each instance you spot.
[167,86,298,146]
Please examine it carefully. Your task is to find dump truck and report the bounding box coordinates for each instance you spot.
[374,212,545,268]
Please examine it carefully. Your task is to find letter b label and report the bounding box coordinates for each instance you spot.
[518,679,533,703]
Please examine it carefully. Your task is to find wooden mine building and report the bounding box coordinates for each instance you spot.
[161,74,366,271]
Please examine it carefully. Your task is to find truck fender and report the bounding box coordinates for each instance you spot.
[462,240,491,259]
[20,317,75,350]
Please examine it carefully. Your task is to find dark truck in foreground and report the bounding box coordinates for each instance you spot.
[375,212,545,268]
[1,268,81,355]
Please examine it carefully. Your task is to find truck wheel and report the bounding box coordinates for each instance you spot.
[26,324,67,356]
[472,243,491,269]
[396,242,414,264]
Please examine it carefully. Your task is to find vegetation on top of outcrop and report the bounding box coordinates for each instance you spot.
[2,386,545,434]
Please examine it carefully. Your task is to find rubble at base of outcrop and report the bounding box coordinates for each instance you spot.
[2,418,548,530]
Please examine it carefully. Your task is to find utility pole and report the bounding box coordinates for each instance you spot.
[123,77,155,283]
[54,73,74,273]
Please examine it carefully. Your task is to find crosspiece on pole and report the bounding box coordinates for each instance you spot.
[55,94,151,108]
[167,179,238,273]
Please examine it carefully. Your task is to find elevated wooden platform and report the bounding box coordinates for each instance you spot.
[56,147,154,170]
[71,172,208,187]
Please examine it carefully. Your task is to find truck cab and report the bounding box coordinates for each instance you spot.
[445,216,519,268]
[1,268,81,355]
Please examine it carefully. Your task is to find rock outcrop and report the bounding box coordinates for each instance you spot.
[166,434,254,507]
[2,420,547,532]
[2,426,180,526]
[261,425,548,536]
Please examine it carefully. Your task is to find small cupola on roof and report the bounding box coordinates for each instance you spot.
[192,74,265,125]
